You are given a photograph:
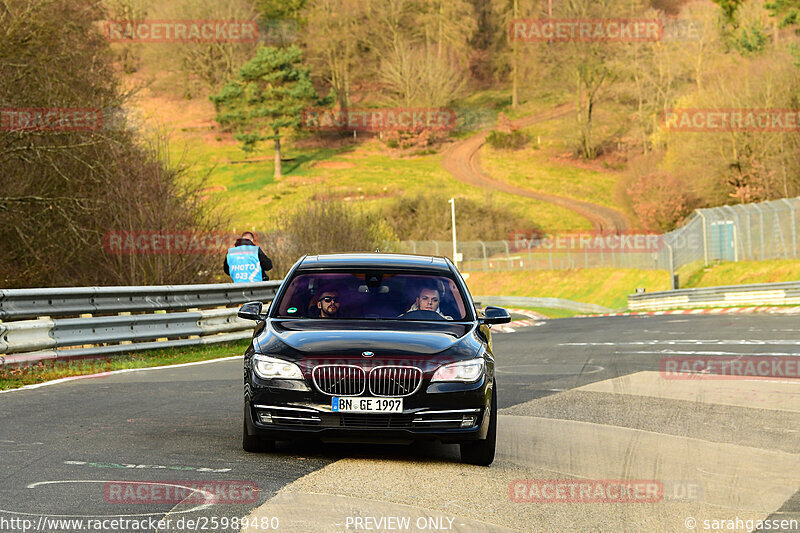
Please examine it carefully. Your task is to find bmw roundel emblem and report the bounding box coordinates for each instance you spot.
[362,351,374,358]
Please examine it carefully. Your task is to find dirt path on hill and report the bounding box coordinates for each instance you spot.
[441,104,630,231]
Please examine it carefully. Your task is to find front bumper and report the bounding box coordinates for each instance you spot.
[244,374,492,444]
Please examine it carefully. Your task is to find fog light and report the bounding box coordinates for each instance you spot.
[460,415,476,428]
[257,411,273,424]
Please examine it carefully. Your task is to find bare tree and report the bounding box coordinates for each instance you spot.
[0,0,226,287]
[537,0,644,158]
[657,50,800,206]
[146,0,261,92]
[304,0,370,108]
[379,40,467,106]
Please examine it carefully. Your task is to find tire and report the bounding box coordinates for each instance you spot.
[242,405,275,453]
[460,380,497,466]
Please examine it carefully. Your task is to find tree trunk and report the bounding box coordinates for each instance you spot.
[511,0,519,109]
[437,0,443,61]
[512,61,519,109]
[585,97,595,159]
[274,136,282,179]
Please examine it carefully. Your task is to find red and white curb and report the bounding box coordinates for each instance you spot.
[576,306,800,319]
[490,308,547,333]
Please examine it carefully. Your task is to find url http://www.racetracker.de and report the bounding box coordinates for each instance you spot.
[0,515,279,532]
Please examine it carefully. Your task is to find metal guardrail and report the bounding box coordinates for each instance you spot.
[474,295,612,314]
[627,281,800,311]
[0,282,281,367]
[0,281,280,320]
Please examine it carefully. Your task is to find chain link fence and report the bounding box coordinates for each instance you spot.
[385,197,800,272]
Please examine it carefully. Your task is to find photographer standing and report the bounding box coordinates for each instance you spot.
[223,231,273,283]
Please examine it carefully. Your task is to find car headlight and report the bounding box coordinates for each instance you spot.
[253,354,303,380]
[431,358,485,383]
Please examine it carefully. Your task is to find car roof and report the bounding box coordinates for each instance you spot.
[297,253,453,273]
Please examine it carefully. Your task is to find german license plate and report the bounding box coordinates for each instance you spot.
[332,397,403,413]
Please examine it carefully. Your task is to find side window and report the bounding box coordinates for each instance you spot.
[444,278,467,319]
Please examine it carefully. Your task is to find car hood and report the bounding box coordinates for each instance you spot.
[256,319,480,358]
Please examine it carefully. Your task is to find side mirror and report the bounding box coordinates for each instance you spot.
[238,301,266,321]
[480,306,511,325]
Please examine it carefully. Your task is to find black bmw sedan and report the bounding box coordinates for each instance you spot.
[238,253,510,465]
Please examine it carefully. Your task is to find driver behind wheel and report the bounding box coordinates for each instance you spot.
[403,283,453,320]
[315,286,343,318]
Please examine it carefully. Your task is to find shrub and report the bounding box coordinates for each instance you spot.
[0,0,227,287]
[486,129,529,150]
[626,171,695,232]
[381,128,448,150]
[265,197,396,277]
[381,193,537,241]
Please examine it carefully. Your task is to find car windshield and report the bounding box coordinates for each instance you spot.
[273,271,470,320]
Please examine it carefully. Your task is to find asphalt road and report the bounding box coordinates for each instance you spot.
[0,314,798,532]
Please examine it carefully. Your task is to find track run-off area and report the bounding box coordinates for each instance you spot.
[1,313,798,533]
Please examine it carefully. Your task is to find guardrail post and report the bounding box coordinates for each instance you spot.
[722,205,741,262]
[503,241,510,271]
[753,203,766,260]
[770,202,788,258]
[698,211,709,265]
[567,240,571,268]
[479,241,487,271]
[665,242,676,290]
[746,207,753,260]
[782,198,797,258]
[527,242,532,269]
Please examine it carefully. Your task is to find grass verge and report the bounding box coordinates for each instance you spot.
[465,269,672,310]
[508,306,582,319]
[680,259,800,288]
[466,259,800,311]
[176,134,591,232]
[481,145,620,210]
[0,340,249,391]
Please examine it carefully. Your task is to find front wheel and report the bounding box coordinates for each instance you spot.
[242,405,275,453]
[460,380,497,466]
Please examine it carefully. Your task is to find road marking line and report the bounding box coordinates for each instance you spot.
[0,480,213,517]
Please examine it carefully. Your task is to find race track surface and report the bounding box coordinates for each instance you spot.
[1,314,798,532]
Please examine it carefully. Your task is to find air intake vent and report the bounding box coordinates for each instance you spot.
[312,365,366,396]
[368,366,422,397]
